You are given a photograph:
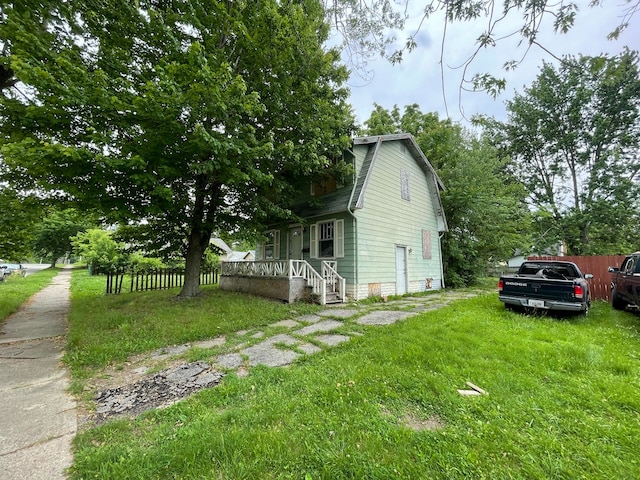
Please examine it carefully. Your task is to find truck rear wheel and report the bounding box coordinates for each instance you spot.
[611,288,627,311]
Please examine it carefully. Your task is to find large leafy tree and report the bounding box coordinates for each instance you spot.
[0,189,41,260]
[488,51,640,255]
[363,104,530,286]
[0,0,354,297]
[31,208,95,266]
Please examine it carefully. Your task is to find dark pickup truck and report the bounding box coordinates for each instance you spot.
[609,252,640,310]
[498,260,592,314]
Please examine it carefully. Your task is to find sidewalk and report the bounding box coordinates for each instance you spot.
[0,268,76,480]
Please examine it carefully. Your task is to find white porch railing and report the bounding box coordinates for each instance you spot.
[221,260,346,305]
[322,261,346,302]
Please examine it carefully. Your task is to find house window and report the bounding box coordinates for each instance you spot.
[311,155,345,196]
[400,169,411,201]
[263,230,280,260]
[319,221,334,257]
[311,175,338,196]
[310,219,344,259]
[422,230,432,259]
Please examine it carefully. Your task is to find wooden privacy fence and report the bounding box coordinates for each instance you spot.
[104,267,219,294]
[530,255,627,302]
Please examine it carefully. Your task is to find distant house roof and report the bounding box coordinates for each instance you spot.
[211,238,232,254]
[226,251,255,262]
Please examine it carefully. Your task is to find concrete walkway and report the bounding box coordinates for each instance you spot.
[0,268,76,480]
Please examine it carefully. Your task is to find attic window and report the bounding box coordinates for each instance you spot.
[400,169,411,201]
[311,175,337,196]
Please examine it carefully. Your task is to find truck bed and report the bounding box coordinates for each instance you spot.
[499,261,590,314]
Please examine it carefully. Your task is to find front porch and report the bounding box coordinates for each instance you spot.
[219,260,346,305]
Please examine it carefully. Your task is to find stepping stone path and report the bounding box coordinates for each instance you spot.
[91,290,484,424]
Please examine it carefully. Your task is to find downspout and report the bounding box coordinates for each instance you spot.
[347,153,359,301]
[439,232,445,289]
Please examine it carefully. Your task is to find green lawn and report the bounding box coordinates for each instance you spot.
[66,272,640,479]
[0,267,60,322]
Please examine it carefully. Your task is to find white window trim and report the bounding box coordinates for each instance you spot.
[262,229,280,260]
[310,219,344,259]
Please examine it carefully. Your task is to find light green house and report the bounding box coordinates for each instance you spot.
[221,133,448,303]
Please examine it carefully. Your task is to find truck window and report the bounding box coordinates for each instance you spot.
[560,266,578,278]
[625,258,636,274]
[520,264,539,275]
[635,257,640,274]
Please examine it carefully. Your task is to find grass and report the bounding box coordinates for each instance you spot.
[64,270,322,388]
[0,267,60,323]
[64,271,640,479]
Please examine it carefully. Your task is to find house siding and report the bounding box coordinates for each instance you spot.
[251,134,446,303]
[305,214,356,285]
[353,141,443,295]
[256,215,357,286]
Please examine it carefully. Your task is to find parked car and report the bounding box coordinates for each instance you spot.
[609,252,640,310]
[0,262,26,279]
[498,260,593,315]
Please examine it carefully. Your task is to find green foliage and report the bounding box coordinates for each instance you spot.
[201,247,221,270]
[31,208,95,265]
[68,290,640,479]
[362,104,530,287]
[71,229,126,272]
[489,50,640,255]
[0,189,42,260]
[0,0,355,297]
[127,252,166,272]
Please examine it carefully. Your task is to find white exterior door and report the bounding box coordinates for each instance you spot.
[288,226,303,260]
[396,246,407,295]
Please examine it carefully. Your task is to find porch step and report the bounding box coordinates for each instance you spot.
[325,292,344,304]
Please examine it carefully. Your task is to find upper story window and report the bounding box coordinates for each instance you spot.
[311,155,346,197]
[400,169,411,201]
[311,175,338,196]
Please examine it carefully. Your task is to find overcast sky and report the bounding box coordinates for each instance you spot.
[343,2,640,128]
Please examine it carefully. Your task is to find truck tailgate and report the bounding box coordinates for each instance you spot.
[501,277,577,301]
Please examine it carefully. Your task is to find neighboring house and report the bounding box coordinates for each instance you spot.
[226,250,255,262]
[211,238,255,262]
[221,133,448,303]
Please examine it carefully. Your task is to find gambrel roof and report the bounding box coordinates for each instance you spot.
[295,133,448,232]
[351,134,446,226]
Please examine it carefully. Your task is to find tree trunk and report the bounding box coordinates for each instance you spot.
[178,227,212,298]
